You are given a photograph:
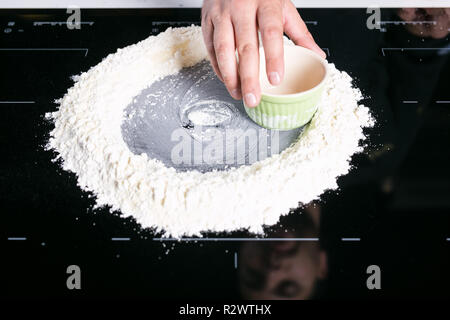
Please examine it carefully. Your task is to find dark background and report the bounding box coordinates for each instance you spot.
[0,8,449,299]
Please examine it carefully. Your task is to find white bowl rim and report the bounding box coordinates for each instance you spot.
[259,45,329,99]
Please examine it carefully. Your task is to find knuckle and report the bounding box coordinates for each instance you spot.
[222,73,235,84]
[262,25,282,40]
[216,43,230,57]
[265,57,278,67]
[201,8,212,23]
[259,3,277,15]
[221,69,236,82]
[211,11,231,25]
[201,17,211,29]
[211,13,222,24]
[240,75,257,87]
[238,43,258,56]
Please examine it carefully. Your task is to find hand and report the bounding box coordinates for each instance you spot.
[201,0,326,107]
[398,8,450,39]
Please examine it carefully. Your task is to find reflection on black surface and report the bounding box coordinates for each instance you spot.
[397,8,450,39]
[341,8,449,188]
[239,8,450,300]
[239,205,327,300]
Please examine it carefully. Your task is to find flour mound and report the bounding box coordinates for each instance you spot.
[47,26,374,237]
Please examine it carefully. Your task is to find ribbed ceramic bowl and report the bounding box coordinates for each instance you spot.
[244,45,328,130]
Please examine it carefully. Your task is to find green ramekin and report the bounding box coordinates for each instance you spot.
[244,45,328,131]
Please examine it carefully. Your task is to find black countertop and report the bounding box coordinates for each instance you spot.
[0,8,449,299]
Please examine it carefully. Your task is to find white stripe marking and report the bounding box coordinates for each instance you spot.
[382,47,450,56]
[0,101,35,104]
[378,20,436,25]
[153,237,319,241]
[0,48,89,57]
[33,21,94,26]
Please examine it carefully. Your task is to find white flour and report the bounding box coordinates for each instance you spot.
[47,26,373,237]
[185,100,233,126]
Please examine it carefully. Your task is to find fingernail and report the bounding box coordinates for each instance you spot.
[320,49,327,58]
[244,93,257,107]
[315,44,327,58]
[269,72,281,85]
[232,88,242,99]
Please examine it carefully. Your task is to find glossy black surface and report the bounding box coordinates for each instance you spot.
[0,8,449,299]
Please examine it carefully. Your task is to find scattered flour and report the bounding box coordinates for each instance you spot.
[185,100,233,126]
[46,26,374,237]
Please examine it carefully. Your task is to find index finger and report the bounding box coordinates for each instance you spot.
[233,6,260,107]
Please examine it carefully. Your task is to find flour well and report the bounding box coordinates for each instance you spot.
[47,26,374,237]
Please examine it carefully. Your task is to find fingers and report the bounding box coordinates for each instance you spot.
[233,4,260,107]
[203,0,327,107]
[201,15,223,82]
[283,1,326,59]
[213,17,241,99]
[257,1,284,86]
